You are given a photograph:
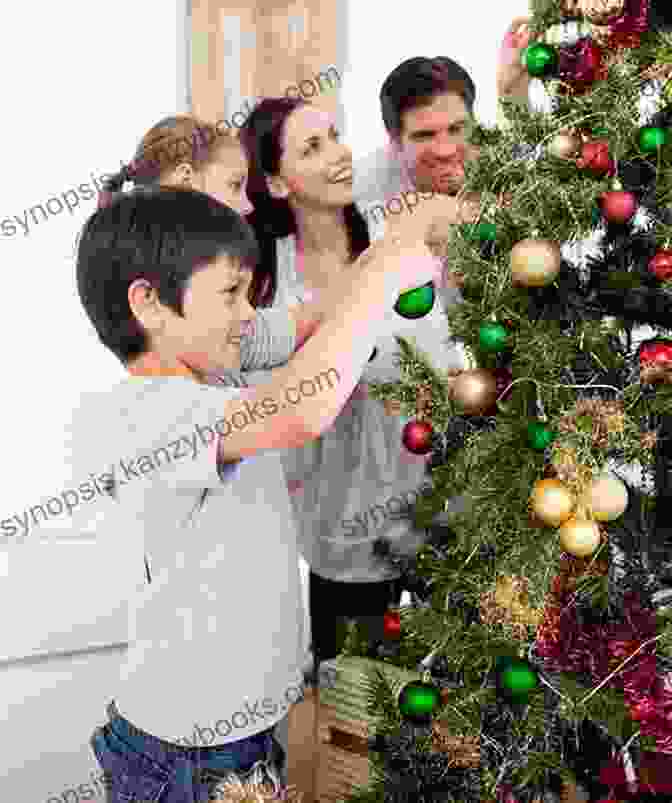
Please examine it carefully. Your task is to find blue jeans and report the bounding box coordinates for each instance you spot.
[90,701,286,803]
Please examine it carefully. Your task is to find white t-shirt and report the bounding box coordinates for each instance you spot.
[67,377,305,745]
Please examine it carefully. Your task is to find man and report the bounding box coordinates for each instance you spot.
[353,18,534,215]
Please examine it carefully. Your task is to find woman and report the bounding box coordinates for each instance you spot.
[239,97,475,670]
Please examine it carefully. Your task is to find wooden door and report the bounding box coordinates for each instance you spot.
[190,0,348,131]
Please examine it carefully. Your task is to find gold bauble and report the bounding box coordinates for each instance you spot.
[548,131,582,159]
[530,478,575,527]
[450,369,498,416]
[510,239,562,288]
[558,517,601,557]
[581,472,628,521]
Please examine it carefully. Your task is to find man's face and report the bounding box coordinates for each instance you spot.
[393,92,477,195]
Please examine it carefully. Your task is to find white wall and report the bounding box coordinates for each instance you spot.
[0,2,188,801]
[341,0,530,161]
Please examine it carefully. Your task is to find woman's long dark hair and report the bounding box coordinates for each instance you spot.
[239,97,370,307]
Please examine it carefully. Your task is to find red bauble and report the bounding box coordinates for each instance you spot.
[630,696,657,721]
[649,250,672,281]
[561,39,603,91]
[402,420,434,454]
[640,341,672,366]
[383,610,401,639]
[577,140,615,177]
[600,190,637,224]
[483,366,513,415]
[599,756,627,788]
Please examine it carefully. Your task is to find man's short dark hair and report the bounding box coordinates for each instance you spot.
[76,188,259,364]
[380,57,476,139]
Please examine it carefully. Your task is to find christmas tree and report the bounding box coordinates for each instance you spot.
[335,1,672,801]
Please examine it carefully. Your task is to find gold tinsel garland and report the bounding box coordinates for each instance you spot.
[212,779,303,803]
[641,430,658,450]
[383,381,436,418]
[557,398,625,449]
[480,575,543,641]
[430,724,480,767]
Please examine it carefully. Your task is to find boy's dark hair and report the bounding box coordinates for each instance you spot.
[380,57,476,139]
[76,188,259,364]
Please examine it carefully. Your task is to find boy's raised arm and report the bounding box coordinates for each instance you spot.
[217,237,443,461]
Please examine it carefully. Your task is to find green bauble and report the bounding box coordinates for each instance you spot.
[394,281,435,319]
[478,321,509,353]
[496,657,538,703]
[521,43,558,78]
[469,221,497,242]
[638,126,669,153]
[398,681,441,723]
[526,421,556,451]
[591,206,602,226]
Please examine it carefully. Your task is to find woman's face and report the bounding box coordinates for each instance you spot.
[275,105,353,209]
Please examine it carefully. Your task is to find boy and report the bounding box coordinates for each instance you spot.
[76,187,440,801]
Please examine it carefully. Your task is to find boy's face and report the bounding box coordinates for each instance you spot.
[202,145,253,216]
[148,253,256,375]
[393,92,479,195]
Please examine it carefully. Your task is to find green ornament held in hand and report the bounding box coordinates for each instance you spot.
[395,282,435,319]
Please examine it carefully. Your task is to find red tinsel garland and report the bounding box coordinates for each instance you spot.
[535,580,672,797]
[608,0,650,35]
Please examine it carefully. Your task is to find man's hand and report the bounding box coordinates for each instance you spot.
[496,17,535,103]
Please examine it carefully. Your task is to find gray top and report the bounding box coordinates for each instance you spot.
[269,212,467,582]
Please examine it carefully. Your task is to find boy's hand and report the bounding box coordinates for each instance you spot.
[496,17,535,102]
[357,235,444,294]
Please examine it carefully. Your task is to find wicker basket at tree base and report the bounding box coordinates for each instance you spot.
[316,656,480,802]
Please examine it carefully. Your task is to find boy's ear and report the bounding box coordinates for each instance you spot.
[127,279,166,334]
[265,173,289,199]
